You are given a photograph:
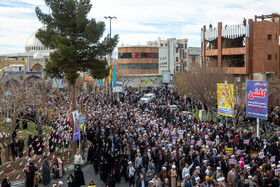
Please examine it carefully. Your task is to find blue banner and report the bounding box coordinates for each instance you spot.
[78,114,87,125]
[72,110,80,142]
[246,80,268,120]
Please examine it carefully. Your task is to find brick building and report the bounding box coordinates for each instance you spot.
[201,13,280,82]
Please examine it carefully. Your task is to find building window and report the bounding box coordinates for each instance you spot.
[268,34,272,40]
[176,48,178,53]
[118,63,158,69]
[189,64,192,70]
[176,57,178,62]
[268,54,272,60]
[118,52,158,59]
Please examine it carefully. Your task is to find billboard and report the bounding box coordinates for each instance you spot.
[52,78,64,88]
[246,80,268,120]
[217,83,234,117]
[162,71,170,84]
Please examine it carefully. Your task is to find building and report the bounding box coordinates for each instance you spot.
[0,26,53,85]
[147,38,188,74]
[117,46,163,86]
[201,13,280,82]
[187,47,201,71]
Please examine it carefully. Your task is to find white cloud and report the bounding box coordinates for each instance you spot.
[0,0,279,54]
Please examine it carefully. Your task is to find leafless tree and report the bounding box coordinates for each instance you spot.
[174,67,245,126]
[0,79,52,161]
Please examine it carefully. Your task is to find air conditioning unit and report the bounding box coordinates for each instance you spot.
[235,77,241,82]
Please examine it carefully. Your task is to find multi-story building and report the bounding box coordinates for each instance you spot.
[147,38,188,74]
[117,46,164,86]
[201,13,280,82]
[187,47,201,71]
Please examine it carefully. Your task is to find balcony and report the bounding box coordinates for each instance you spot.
[222,67,246,74]
[205,49,218,56]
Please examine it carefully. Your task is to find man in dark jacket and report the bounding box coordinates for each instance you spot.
[18,136,24,158]
[42,157,50,185]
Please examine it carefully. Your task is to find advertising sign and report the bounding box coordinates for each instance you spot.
[52,78,64,88]
[246,80,268,120]
[217,83,234,117]
[162,71,170,84]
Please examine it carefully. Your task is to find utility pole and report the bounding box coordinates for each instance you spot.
[104,16,117,100]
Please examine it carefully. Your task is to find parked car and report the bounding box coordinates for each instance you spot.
[140,93,156,103]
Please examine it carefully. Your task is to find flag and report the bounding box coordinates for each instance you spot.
[19,162,23,166]
[6,177,9,180]
[25,156,29,160]
[29,145,33,149]
[99,79,102,86]
[33,155,37,159]
[16,174,21,180]
[16,157,19,161]
[47,152,50,157]
[113,65,117,87]
[7,164,11,168]
[23,150,27,154]
[0,171,4,175]
[52,155,55,159]
[38,158,42,163]
[12,169,16,174]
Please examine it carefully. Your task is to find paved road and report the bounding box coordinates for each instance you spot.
[39,163,129,187]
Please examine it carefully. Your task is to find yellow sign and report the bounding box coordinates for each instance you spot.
[225,147,233,154]
[217,83,234,117]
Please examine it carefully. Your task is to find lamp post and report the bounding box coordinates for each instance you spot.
[104,16,117,99]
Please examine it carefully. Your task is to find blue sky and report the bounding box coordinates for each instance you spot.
[0,0,279,54]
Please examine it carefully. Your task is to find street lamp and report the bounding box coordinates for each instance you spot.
[104,16,117,99]
[104,16,117,39]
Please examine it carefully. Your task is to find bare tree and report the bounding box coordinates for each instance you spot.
[0,80,51,161]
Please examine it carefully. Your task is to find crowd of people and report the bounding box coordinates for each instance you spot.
[3,85,280,187]
[83,87,280,187]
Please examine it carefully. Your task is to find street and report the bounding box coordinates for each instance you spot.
[39,163,129,187]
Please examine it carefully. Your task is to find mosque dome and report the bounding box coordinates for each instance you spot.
[25,26,50,52]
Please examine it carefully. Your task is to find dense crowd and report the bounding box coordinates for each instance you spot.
[4,86,280,187]
[80,87,280,187]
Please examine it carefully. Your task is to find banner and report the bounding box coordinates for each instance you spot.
[72,110,80,142]
[78,114,87,125]
[52,78,63,88]
[162,71,171,84]
[113,81,123,93]
[217,83,234,117]
[246,80,268,119]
